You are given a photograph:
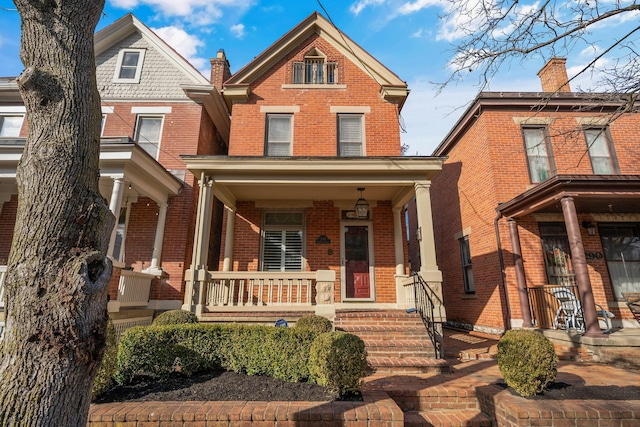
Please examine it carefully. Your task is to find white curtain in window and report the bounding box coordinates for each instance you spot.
[267,115,291,156]
[585,129,615,174]
[523,128,551,182]
[135,117,162,158]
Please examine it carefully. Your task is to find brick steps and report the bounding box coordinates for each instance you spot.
[368,356,449,374]
[404,409,493,427]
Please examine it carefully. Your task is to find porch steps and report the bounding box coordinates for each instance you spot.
[198,310,314,326]
[335,309,449,374]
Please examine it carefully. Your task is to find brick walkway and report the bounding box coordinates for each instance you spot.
[88,329,640,426]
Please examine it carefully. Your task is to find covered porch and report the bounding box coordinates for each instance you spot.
[180,156,446,320]
[498,175,640,337]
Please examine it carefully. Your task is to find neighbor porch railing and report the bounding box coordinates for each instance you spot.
[527,284,579,329]
[117,270,154,307]
[202,271,316,309]
[0,265,6,309]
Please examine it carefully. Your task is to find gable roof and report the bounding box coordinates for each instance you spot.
[94,13,209,86]
[223,12,409,109]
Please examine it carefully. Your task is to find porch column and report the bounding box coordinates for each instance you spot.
[561,196,605,337]
[222,206,236,272]
[507,218,533,327]
[183,173,214,314]
[414,181,441,279]
[393,207,405,276]
[107,177,125,259]
[144,201,168,275]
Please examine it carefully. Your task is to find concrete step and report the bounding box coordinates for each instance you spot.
[404,410,493,427]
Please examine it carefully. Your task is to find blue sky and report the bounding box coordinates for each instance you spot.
[0,1,637,155]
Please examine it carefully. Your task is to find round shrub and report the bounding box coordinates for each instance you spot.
[295,315,333,333]
[497,329,557,397]
[153,309,198,326]
[92,319,118,400]
[308,332,367,396]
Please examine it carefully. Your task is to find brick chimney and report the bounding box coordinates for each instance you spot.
[537,58,571,93]
[210,49,231,91]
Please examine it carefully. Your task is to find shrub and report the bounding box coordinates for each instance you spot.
[295,315,333,333]
[308,332,367,395]
[114,323,320,384]
[497,329,557,397]
[152,309,198,326]
[92,319,118,400]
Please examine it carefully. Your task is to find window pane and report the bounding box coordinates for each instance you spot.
[0,116,24,137]
[585,129,616,174]
[523,128,551,182]
[599,224,640,299]
[121,51,140,67]
[264,212,304,226]
[292,62,304,84]
[263,231,284,271]
[135,117,162,158]
[339,115,362,156]
[284,230,303,270]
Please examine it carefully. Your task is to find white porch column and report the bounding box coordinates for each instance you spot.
[393,206,406,276]
[107,178,125,259]
[222,206,235,272]
[183,173,214,314]
[414,181,443,282]
[144,201,168,275]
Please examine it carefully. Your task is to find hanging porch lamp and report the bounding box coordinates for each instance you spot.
[354,187,369,219]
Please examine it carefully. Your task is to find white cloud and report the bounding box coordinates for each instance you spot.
[230,23,245,39]
[151,25,207,70]
[110,0,253,26]
[397,0,440,15]
[350,0,386,16]
[411,28,425,38]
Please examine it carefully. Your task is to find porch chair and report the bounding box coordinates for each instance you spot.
[551,287,615,333]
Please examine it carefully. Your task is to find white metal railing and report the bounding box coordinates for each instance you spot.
[0,265,6,309]
[118,270,154,307]
[204,271,316,308]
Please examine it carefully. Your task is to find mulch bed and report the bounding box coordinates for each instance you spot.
[496,381,640,400]
[94,371,359,403]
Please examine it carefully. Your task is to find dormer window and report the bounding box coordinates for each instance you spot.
[292,48,337,85]
[113,48,146,83]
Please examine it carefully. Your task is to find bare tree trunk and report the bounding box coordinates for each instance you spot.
[0,1,111,426]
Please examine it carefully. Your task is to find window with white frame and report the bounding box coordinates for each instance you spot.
[261,211,304,272]
[292,48,337,85]
[134,116,163,159]
[113,49,146,83]
[265,114,292,156]
[584,128,619,174]
[459,235,474,293]
[338,114,364,156]
[522,126,554,183]
[0,115,24,137]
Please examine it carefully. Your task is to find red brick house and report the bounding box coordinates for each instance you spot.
[180,12,445,334]
[431,58,640,339]
[0,14,229,333]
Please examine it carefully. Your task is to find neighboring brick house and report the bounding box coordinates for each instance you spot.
[430,58,640,337]
[181,12,445,322]
[0,14,229,332]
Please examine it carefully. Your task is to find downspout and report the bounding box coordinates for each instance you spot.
[494,208,512,331]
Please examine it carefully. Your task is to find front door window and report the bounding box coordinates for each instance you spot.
[540,223,576,286]
[599,223,640,299]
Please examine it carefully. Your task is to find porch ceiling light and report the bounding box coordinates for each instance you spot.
[355,187,369,219]
[582,221,596,236]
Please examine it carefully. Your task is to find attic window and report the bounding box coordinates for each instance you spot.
[113,48,146,83]
[292,48,337,85]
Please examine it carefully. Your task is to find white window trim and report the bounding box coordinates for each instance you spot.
[134,115,165,160]
[260,210,306,272]
[265,114,293,156]
[0,114,25,138]
[113,48,146,84]
[337,113,366,156]
[131,106,172,114]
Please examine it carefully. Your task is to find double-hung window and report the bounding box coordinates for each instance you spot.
[261,211,304,272]
[338,114,364,156]
[134,116,163,159]
[113,48,146,83]
[459,235,474,293]
[265,114,292,156]
[522,127,554,183]
[0,115,24,137]
[584,128,619,174]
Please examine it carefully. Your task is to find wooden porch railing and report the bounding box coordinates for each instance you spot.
[118,270,154,307]
[203,271,316,309]
[0,265,6,309]
[527,284,579,328]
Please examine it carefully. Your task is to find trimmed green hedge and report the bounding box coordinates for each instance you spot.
[113,323,366,395]
[497,329,557,397]
[295,315,333,333]
[152,309,198,326]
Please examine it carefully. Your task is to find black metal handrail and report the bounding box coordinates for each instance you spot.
[412,273,444,359]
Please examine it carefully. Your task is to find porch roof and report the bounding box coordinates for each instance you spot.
[497,174,640,219]
[181,155,444,209]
